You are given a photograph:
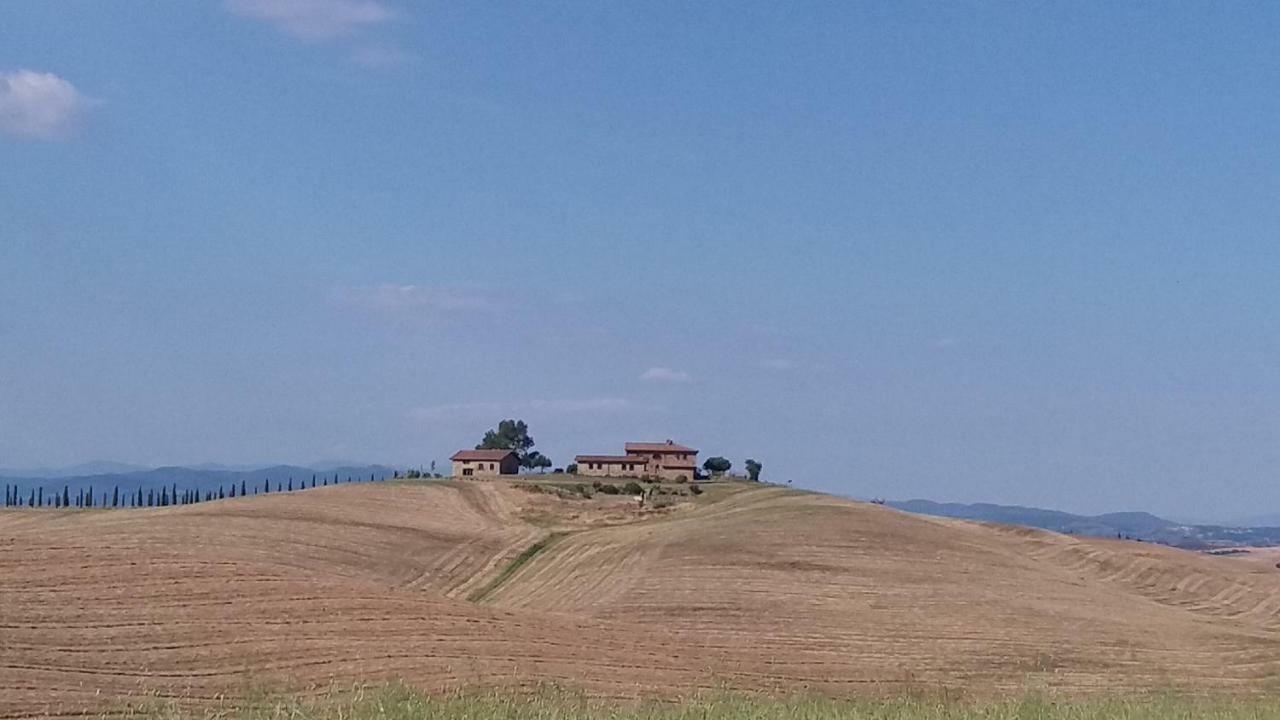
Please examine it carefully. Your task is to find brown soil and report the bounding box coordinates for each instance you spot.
[3,481,1280,717]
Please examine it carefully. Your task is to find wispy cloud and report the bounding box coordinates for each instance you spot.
[410,398,636,422]
[226,0,394,41]
[336,284,491,313]
[0,70,87,141]
[640,367,691,383]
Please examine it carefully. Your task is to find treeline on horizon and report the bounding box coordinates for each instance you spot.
[2,472,389,510]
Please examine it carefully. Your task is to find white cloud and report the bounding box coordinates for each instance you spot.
[226,0,394,41]
[410,398,635,423]
[336,284,491,312]
[0,70,86,141]
[639,367,691,383]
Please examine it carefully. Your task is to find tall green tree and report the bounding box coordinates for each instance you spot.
[744,459,763,482]
[476,419,539,469]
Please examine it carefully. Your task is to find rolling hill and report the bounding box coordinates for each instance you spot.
[4,480,1280,718]
[889,499,1280,549]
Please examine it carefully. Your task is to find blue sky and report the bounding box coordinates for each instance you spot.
[2,1,1278,520]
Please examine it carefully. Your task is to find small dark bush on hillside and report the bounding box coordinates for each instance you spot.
[591,480,602,489]
[674,475,688,483]
[622,481,644,496]
[689,483,703,496]
[597,483,620,495]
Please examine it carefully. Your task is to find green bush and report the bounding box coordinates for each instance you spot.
[597,483,620,495]
[622,481,644,495]
[689,483,703,496]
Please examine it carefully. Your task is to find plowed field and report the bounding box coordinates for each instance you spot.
[4,481,1280,718]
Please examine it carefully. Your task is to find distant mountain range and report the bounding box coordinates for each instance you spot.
[0,464,401,501]
[0,461,152,478]
[888,499,1280,550]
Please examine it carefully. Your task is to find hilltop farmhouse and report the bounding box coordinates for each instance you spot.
[575,440,698,481]
[450,449,518,477]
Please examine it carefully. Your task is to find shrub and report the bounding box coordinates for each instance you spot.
[674,475,688,483]
[689,483,703,496]
[622,481,644,496]
[597,483,620,495]
[591,480,602,489]
[566,463,579,474]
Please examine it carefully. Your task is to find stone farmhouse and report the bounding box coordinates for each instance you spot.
[450,449,519,478]
[575,440,698,481]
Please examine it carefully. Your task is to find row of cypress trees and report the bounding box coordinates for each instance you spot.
[1,473,386,509]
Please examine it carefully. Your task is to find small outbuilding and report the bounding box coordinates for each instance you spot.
[451,449,519,478]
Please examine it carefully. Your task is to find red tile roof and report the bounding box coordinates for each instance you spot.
[451,449,516,461]
[575,455,646,464]
[625,441,698,454]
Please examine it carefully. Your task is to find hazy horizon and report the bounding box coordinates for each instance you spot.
[4,2,1278,521]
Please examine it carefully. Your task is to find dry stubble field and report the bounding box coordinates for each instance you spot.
[3,479,1280,717]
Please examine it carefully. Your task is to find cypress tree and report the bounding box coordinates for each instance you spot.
[218,486,225,499]
[311,474,316,488]
[28,489,34,507]
[38,487,43,507]
[264,479,270,494]
[323,477,328,486]
[230,484,236,498]
[242,479,247,496]
[288,478,293,492]
[63,485,70,508]
[147,489,154,507]
[276,480,281,492]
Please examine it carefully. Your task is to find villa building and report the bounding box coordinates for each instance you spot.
[575,440,698,481]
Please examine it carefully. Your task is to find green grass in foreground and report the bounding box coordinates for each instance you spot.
[120,686,1280,720]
